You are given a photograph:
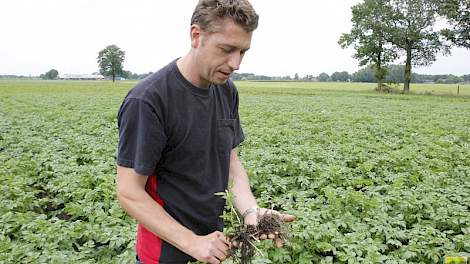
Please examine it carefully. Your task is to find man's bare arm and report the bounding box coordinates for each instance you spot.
[228,148,258,221]
[116,166,229,264]
[228,149,296,247]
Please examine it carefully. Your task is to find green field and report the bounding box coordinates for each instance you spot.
[1,80,469,263]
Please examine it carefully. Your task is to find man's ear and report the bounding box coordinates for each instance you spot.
[190,24,202,48]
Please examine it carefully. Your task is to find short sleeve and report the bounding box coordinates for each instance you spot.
[231,86,245,148]
[117,98,167,176]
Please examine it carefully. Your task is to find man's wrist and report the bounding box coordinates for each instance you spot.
[241,206,259,219]
[178,230,198,257]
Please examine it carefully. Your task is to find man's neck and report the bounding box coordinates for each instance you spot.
[176,55,209,89]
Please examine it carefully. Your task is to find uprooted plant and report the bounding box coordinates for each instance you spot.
[216,189,290,264]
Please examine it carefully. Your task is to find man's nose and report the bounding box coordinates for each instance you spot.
[227,53,241,71]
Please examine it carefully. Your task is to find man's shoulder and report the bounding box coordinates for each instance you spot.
[126,60,177,101]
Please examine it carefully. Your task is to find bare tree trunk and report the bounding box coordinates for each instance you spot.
[375,50,384,92]
[376,66,384,91]
[404,47,412,93]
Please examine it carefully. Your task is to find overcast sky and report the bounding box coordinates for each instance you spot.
[1,0,469,77]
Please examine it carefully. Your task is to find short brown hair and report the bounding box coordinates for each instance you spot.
[191,0,259,33]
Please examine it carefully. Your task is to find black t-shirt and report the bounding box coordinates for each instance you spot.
[117,60,244,262]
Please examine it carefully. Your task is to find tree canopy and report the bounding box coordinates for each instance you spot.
[331,71,350,82]
[437,0,470,49]
[339,0,398,91]
[40,69,59,80]
[317,72,330,82]
[341,0,453,92]
[97,45,125,82]
[383,0,451,92]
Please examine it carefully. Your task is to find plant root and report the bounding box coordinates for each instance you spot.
[228,212,288,264]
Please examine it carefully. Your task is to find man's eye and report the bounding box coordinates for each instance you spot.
[221,47,232,53]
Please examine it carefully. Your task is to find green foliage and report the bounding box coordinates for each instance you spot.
[435,75,464,84]
[352,64,466,84]
[236,81,470,263]
[317,73,330,82]
[382,0,451,92]
[339,0,398,90]
[0,80,136,263]
[436,0,470,49]
[351,66,376,83]
[40,69,59,80]
[1,80,470,263]
[330,72,350,82]
[215,184,243,238]
[342,0,452,92]
[97,45,125,82]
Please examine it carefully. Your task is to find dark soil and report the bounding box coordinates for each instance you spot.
[228,212,287,264]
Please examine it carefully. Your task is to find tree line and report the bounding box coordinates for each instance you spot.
[230,67,470,84]
[4,66,468,84]
[351,65,470,84]
[338,0,469,92]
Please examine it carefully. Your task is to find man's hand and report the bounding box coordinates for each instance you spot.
[243,208,296,248]
[188,231,230,264]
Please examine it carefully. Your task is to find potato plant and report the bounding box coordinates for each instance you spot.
[1,80,469,263]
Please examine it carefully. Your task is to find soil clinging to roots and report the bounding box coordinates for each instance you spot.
[228,212,288,264]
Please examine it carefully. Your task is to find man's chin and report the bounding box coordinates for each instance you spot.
[212,78,229,85]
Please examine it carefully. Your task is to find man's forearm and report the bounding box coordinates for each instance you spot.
[228,149,258,216]
[116,166,195,255]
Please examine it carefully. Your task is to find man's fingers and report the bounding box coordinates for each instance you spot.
[268,233,275,239]
[215,240,229,257]
[213,232,230,258]
[207,256,220,264]
[215,231,230,245]
[212,247,227,262]
[281,213,296,222]
[275,237,284,248]
[260,234,267,240]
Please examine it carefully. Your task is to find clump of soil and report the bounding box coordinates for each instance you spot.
[257,213,286,240]
[229,212,288,264]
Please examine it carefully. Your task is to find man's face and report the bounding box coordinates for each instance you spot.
[193,18,252,87]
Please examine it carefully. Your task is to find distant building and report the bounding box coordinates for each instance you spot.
[58,74,105,80]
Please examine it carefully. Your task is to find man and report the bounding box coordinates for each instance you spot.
[116,1,295,263]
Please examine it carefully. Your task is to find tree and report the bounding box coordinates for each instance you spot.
[339,0,398,91]
[317,72,330,82]
[97,45,125,82]
[463,74,470,82]
[385,65,405,84]
[352,66,376,83]
[435,75,464,84]
[122,70,139,80]
[302,74,314,81]
[331,71,350,82]
[437,0,470,49]
[41,69,59,80]
[381,0,450,92]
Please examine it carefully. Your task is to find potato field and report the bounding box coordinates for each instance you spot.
[1,80,469,263]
